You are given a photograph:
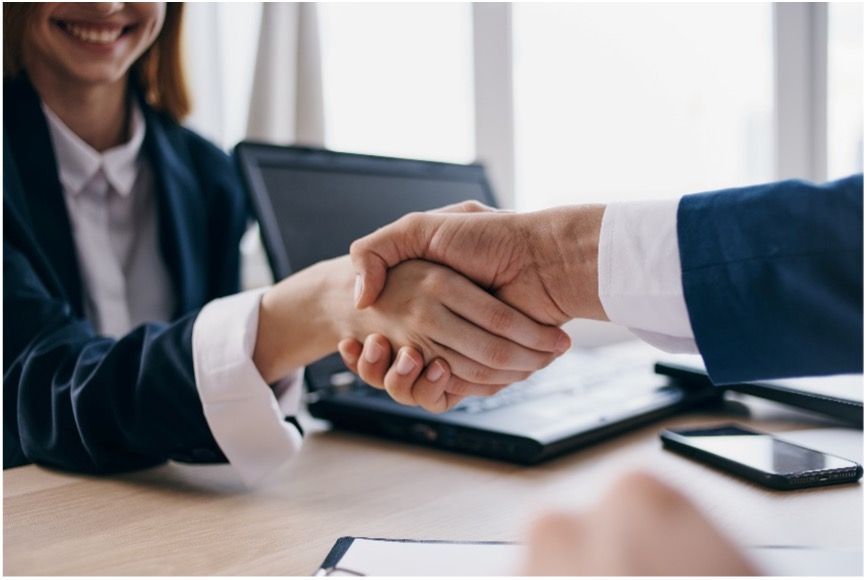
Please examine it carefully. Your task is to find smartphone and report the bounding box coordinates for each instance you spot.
[660,424,863,490]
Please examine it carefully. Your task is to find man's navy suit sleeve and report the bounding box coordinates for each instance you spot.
[677,174,863,384]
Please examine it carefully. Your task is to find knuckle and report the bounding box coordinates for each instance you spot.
[468,364,495,384]
[461,200,483,212]
[488,306,515,332]
[483,340,513,368]
[403,211,426,230]
[421,268,449,294]
[348,238,365,255]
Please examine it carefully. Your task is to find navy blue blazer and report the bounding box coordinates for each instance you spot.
[4,76,251,472]
[678,174,864,384]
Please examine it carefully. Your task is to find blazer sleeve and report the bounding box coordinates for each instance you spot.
[4,237,228,472]
[3,114,239,474]
[677,174,864,384]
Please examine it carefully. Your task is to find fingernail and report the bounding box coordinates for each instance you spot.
[426,361,444,382]
[363,341,382,364]
[353,274,363,306]
[395,351,417,375]
[555,332,572,353]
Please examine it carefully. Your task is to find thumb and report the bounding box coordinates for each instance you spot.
[350,201,491,308]
[349,245,389,309]
[349,212,436,308]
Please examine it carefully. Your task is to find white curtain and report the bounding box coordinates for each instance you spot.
[182,2,324,149]
[182,2,326,288]
[247,2,325,145]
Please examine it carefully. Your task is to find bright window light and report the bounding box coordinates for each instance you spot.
[319,3,475,163]
[827,2,864,180]
[513,3,774,209]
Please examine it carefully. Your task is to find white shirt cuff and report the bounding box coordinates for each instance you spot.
[192,288,304,485]
[597,199,698,353]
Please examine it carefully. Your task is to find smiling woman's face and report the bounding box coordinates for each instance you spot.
[23,2,165,86]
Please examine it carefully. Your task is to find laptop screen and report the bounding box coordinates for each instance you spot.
[237,144,497,388]
[258,160,493,273]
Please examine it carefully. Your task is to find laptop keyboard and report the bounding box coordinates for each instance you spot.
[452,348,654,414]
[328,344,662,415]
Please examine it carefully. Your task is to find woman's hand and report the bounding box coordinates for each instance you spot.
[338,335,470,412]
[253,256,569,396]
[342,259,570,388]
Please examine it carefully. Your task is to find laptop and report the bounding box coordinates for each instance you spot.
[235,142,719,464]
[655,355,864,427]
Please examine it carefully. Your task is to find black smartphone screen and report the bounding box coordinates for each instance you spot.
[664,425,858,476]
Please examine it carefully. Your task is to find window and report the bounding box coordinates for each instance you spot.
[183,3,262,150]
[827,2,864,180]
[513,3,774,210]
[319,3,475,163]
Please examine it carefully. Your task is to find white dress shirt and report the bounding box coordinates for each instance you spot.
[43,102,303,485]
[597,199,698,353]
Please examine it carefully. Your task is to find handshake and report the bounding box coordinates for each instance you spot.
[336,200,608,412]
[330,200,758,576]
[252,198,765,575]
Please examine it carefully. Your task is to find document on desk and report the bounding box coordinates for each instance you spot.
[314,537,862,576]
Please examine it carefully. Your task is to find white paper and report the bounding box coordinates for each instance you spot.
[316,538,862,576]
[317,539,524,576]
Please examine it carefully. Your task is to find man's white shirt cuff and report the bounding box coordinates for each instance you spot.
[597,199,698,353]
[192,288,304,485]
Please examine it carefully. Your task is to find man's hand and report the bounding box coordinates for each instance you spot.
[523,472,758,576]
[350,201,609,326]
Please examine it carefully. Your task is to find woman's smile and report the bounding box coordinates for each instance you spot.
[51,17,138,50]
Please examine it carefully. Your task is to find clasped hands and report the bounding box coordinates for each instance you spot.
[337,201,607,412]
[320,201,756,576]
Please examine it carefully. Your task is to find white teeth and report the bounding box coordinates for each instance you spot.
[65,23,123,45]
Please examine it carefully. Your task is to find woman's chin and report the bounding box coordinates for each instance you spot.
[59,63,130,88]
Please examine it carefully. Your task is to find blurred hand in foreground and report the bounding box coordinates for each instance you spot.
[522,471,757,576]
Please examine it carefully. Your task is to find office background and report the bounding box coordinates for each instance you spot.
[180,2,863,342]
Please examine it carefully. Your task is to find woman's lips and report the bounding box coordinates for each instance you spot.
[53,19,136,46]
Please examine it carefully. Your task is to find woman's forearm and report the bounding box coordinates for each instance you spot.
[253,257,355,383]
[253,254,568,388]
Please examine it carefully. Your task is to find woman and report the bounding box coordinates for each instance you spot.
[3,2,570,482]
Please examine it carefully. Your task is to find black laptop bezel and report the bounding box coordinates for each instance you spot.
[234,141,499,282]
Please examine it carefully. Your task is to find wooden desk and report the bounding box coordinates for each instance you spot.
[4,396,862,575]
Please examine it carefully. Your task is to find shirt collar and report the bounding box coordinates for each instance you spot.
[42,100,146,198]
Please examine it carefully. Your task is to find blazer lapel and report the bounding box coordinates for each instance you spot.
[141,107,208,316]
[4,76,84,315]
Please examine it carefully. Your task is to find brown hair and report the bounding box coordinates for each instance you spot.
[3,2,190,121]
